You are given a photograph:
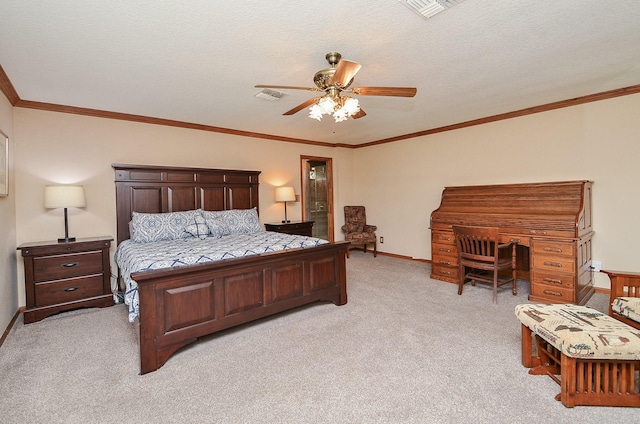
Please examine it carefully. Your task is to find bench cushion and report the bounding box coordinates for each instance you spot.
[612,296,640,324]
[515,303,640,360]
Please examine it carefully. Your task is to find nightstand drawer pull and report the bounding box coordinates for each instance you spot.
[61,262,79,268]
[63,287,79,292]
[543,261,562,268]
[439,248,451,253]
[543,290,563,297]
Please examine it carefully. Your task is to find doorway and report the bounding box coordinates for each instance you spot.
[300,156,334,241]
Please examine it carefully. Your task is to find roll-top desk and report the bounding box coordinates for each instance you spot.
[430,181,594,305]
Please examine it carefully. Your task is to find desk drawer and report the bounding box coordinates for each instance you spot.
[33,251,103,282]
[432,230,455,245]
[532,240,575,258]
[432,264,458,282]
[530,282,574,302]
[531,255,576,274]
[531,270,575,289]
[34,275,104,307]
[432,242,457,257]
[432,255,459,267]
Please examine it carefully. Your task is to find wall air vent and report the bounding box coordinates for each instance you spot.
[399,0,466,19]
[255,89,285,101]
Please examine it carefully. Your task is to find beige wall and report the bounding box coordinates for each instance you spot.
[7,91,640,313]
[353,92,640,288]
[13,108,355,306]
[0,92,17,332]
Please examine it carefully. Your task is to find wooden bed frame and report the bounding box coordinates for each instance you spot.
[113,164,348,374]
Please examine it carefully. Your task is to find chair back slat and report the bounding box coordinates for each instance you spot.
[453,226,500,264]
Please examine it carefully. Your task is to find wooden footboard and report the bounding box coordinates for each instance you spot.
[131,242,348,374]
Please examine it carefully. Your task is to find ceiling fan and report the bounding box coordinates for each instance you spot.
[255,52,417,122]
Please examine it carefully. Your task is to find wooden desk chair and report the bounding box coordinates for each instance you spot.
[453,225,517,303]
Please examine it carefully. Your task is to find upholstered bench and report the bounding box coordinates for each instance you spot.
[515,303,640,408]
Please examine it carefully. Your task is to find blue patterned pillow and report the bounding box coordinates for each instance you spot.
[224,208,263,234]
[201,210,231,238]
[184,213,209,240]
[131,210,200,243]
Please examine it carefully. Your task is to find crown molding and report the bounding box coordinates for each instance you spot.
[2,66,639,149]
[358,84,640,148]
[0,65,20,105]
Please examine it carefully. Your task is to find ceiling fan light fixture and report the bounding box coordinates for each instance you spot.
[258,51,415,120]
[318,96,337,114]
[309,95,360,123]
[309,104,323,121]
[342,97,360,115]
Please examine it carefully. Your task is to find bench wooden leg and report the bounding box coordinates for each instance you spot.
[520,324,541,368]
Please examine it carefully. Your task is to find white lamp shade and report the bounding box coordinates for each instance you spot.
[44,185,86,209]
[275,186,296,202]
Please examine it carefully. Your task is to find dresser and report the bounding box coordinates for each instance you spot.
[265,221,314,237]
[430,181,594,305]
[18,236,114,323]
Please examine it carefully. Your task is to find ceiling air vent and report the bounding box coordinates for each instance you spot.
[399,0,466,19]
[255,89,285,101]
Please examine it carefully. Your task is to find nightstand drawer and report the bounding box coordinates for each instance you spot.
[33,251,103,282]
[34,275,105,307]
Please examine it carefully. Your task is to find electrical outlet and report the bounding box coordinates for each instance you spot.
[591,260,602,272]
[380,236,384,244]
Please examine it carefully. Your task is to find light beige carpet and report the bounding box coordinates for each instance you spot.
[0,252,637,423]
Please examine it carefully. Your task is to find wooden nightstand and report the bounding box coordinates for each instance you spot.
[18,236,114,324]
[265,221,314,237]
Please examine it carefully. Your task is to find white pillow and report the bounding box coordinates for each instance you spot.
[131,210,200,243]
[201,210,231,238]
[202,208,262,236]
[184,213,210,240]
[223,208,263,234]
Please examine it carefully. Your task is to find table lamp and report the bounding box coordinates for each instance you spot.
[275,186,296,223]
[44,185,86,242]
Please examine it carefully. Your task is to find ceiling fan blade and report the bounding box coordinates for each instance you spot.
[283,97,322,115]
[331,60,362,88]
[255,85,321,92]
[351,108,366,119]
[351,86,417,97]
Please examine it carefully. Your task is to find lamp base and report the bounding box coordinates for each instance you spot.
[281,220,291,223]
[58,237,76,243]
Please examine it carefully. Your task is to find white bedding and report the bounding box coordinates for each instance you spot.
[115,231,329,322]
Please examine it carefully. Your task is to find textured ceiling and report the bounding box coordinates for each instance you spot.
[1,1,640,146]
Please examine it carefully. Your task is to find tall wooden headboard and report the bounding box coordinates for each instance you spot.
[113,163,261,245]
